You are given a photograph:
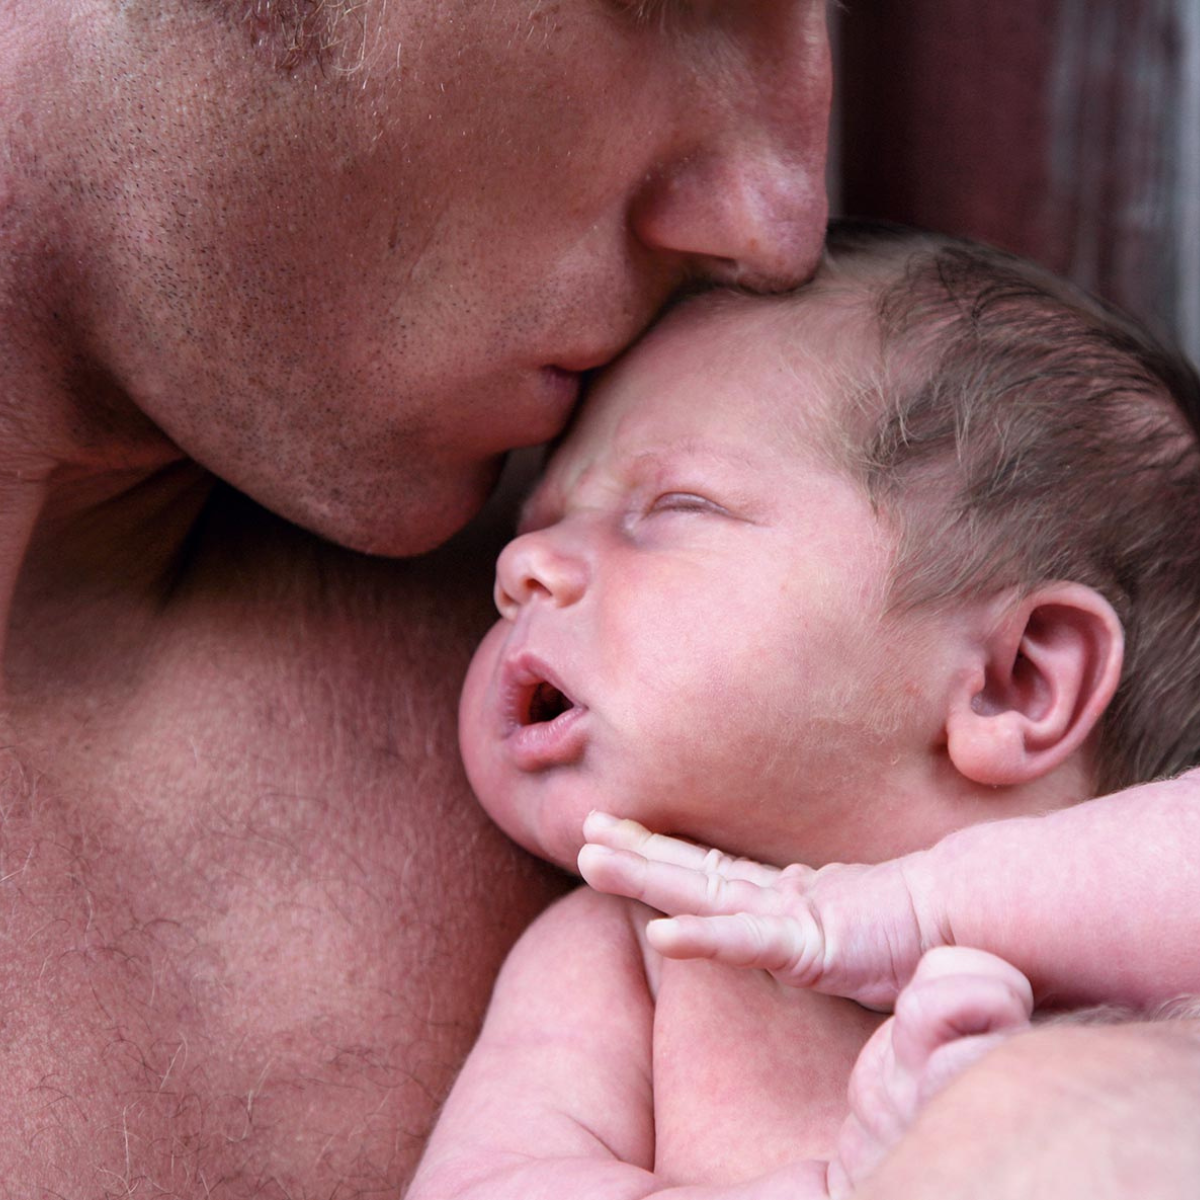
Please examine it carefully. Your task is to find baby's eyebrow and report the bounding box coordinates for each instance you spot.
[629,442,759,475]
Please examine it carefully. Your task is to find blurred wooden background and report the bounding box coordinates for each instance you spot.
[834,0,1199,364]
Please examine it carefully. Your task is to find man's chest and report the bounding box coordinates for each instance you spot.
[0,531,563,1196]
[651,958,884,1185]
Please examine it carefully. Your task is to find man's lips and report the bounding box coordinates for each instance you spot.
[541,366,582,409]
[543,341,628,412]
[533,339,627,443]
[500,652,588,770]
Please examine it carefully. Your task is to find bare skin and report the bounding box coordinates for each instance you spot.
[0,0,830,1192]
[856,1018,1200,1200]
[6,0,1200,1195]
[431,285,1200,1199]
[0,475,568,1195]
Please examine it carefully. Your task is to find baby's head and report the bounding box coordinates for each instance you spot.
[460,220,1200,872]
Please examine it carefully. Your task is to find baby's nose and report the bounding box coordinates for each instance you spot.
[494,529,588,618]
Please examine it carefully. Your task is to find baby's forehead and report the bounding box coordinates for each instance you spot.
[523,287,885,525]
[613,285,884,458]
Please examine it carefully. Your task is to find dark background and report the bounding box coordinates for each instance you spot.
[834,0,1198,363]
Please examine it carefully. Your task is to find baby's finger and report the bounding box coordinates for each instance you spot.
[582,812,781,885]
[646,912,819,977]
[891,956,1034,1075]
[908,945,1032,993]
[578,844,781,917]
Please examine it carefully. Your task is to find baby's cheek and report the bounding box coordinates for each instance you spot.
[456,622,557,865]
[457,622,508,818]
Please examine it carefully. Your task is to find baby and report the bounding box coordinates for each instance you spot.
[410,221,1200,1199]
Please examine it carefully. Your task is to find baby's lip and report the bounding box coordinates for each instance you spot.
[501,651,580,730]
[500,651,588,770]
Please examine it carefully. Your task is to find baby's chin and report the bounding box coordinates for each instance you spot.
[458,708,602,873]
[468,777,585,873]
[496,797,582,873]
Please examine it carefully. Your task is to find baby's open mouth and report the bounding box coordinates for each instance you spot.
[502,658,588,767]
[524,681,575,726]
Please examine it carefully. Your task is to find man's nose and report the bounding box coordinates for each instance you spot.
[494,528,589,619]
[630,13,832,293]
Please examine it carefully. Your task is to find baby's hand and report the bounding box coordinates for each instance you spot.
[577,813,947,1010]
[827,946,1034,1197]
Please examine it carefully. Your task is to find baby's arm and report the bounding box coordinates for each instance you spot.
[579,767,1200,1012]
[408,885,833,1200]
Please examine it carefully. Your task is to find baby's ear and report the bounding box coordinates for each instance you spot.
[945,583,1124,787]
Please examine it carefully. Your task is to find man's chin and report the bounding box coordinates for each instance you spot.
[300,463,507,559]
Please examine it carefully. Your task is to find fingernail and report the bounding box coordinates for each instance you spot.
[577,844,614,873]
[586,811,618,829]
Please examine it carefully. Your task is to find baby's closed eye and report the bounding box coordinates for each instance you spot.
[648,491,730,516]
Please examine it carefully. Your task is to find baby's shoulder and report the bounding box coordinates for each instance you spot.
[543,884,659,942]
[510,886,663,994]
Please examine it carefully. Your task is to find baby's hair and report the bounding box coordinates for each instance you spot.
[823,218,1200,793]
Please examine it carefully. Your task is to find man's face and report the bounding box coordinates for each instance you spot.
[92,0,832,553]
[460,296,952,872]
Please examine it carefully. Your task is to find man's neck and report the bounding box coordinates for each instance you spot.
[1,0,199,668]
[5,459,214,699]
[0,272,208,712]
